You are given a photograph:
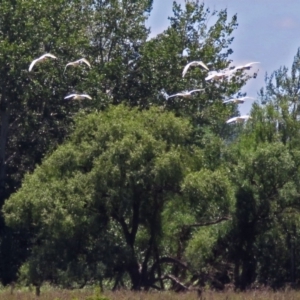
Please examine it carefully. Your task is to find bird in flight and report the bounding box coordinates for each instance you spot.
[226,115,251,124]
[233,62,260,72]
[63,58,91,74]
[167,89,204,99]
[29,53,57,71]
[223,97,255,104]
[205,70,232,81]
[64,94,92,100]
[182,61,209,78]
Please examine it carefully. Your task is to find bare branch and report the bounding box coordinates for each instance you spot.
[149,256,189,283]
[160,274,202,297]
[161,274,189,291]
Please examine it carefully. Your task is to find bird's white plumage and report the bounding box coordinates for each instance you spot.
[205,70,232,81]
[64,93,92,100]
[233,62,260,72]
[168,89,204,99]
[29,53,57,71]
[182,61,209,77]
[226,115,251,124]
[64,58,91,74]
[223,97,255,104]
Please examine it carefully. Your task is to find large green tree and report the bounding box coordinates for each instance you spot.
[3,104,239,291]
[217,95,300,289]
[3,105,194,289]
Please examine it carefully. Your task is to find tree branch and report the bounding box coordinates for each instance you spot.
[130,196,140,246]
[161,274,189,291]
[149,256,189,282]
[160,274,202,296]
[111,213,132,248]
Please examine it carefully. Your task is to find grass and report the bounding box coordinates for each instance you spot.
[2,287,300,300]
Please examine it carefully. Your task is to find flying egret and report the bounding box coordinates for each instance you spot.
[64,94,92,100]
[223,97,255,104]
[226,115,251,124]
[167,89,204,99]
[29,53,57,71]
[63,58,91,74]
[182,61,209,77]
[233,62,260,72]
[205,70,232,81]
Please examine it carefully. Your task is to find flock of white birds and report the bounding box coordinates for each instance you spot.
[29,53,92,101]
[163,60,259,124]
[29,53,258,124]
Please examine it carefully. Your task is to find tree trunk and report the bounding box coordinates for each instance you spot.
[0,94,9,206]
[128,260,142,290]
[35,285,40,296]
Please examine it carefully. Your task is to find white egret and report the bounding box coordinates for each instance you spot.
[223,97,255,104]
[182,61,209,77]
[29,53,57,71]
[63,58,91,74]
[205,70,232,81]
[226,115,251,124]
[64,94,92,100]
[168,89,204,99]
[233,62,260,72]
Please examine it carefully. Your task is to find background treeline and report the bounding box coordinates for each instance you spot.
[1,0,300,293]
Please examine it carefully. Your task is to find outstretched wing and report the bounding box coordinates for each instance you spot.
[235,62,260,71]
[240,115,251,120]
[223,99,234,104]
[223,98,244,104]
[29,53,57,71]
[226,117,238,124]
[182,61,209,77]
[241,96,255,101]
[29,58,39,71]
[80,94,92,99]
[182,62,193,78]
[244,62,260,68]
[195,61,209,71]
[64,94,76,99]
[167,93,181,99]
[79,58,91,68]
[63,62,74,74]
[189,89,204,94]
[205,74,220,81]
[43,53,57,59]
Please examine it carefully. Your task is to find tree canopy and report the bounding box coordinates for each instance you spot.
[4,0,300,293]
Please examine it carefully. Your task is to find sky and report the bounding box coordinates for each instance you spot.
[146,0,300,114]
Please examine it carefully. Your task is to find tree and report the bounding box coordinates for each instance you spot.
[239,47,300,288]
[259,47,300,146]
[3,105,195,289]
[223,129,300,289]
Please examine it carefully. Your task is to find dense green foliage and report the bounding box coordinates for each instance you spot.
[2,0,300,293]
